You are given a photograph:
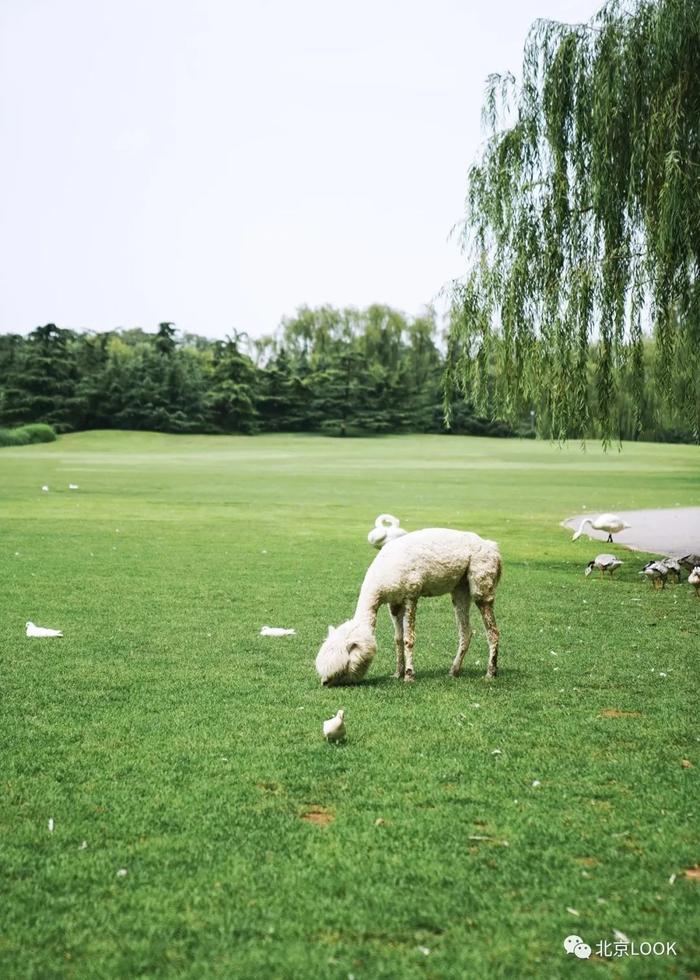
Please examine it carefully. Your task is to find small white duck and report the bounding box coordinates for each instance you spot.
[323,709,346,743]
[367,514,408,550]
[572,513,631,543]
[688,566,700,597]
[585,554,623,578]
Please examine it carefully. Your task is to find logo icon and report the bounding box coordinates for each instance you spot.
[564,935,592,959]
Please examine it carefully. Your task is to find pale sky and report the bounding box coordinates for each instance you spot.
[0,0,601,340]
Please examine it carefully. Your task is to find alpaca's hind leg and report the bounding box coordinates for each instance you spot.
[449,584,473,678]
[475,599,500,679]
[390,602,405,678]
[403,599,417,682]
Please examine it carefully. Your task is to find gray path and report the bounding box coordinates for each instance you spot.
[562,507,700,556]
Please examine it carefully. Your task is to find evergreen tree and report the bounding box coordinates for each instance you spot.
[1,324,81,430]
[257,348,311,431]
[207,334,260,433]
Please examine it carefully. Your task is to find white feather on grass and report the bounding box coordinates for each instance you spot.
[26,621,63,638]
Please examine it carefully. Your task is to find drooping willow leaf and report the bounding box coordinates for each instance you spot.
[448,0,700,444]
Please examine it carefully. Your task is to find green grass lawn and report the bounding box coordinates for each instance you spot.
[1,431,698,978]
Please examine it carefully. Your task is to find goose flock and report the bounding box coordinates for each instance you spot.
[576,513,699,595]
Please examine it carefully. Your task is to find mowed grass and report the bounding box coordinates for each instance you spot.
[1,431,698,979]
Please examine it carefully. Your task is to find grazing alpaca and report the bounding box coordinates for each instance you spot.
[315,528,502,685]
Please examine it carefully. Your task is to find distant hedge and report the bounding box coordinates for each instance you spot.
[0,423,57,447]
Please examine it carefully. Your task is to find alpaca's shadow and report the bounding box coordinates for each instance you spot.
[359,665,524,687]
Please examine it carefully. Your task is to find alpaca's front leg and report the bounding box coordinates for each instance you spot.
[389,602,405,678]
[476,599,499,679]
[403,599,417,682]
[450,584,473,678]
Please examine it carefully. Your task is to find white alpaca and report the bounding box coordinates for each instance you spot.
[316,528,502,685]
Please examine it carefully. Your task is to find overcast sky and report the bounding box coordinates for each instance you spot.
[0,0,601,340]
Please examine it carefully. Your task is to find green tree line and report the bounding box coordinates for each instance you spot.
[0,305,693,442]
[0,307,516,439]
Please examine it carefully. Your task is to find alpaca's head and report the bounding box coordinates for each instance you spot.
[315,620,377,686]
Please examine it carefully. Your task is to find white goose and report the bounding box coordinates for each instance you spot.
[572,512,631,544]
[688,566,700,597]
[367,514,408,550]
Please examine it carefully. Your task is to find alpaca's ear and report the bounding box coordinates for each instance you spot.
[327,625,335,637]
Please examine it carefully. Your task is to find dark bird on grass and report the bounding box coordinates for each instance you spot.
[640,561,668,590]
[679,554,700,573]
[659,557,682,583]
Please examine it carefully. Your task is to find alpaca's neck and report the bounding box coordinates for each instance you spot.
[354,583,380,631]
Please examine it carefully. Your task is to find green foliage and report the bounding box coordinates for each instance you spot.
[1,324,81,431]
[0,308,468,438]
[208,333,260,433]
[0,423,56,447]
[449,0,700,443]
[1,431,698,977]
[1,300,694,441]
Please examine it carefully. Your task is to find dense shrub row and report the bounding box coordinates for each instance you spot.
[0,423,57,447]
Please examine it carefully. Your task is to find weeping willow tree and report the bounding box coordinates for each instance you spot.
[446,0,700,442]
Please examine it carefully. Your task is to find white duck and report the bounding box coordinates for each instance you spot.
[585,554,623,578]
[572,512,631,543]
[367,514,408,550]
[323,709,346,742]
[688,566,700,597]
